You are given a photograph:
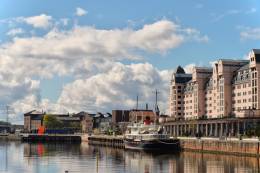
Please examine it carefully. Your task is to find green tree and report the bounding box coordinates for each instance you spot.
[43,115,63,129]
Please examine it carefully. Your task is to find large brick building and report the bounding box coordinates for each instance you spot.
[170,49,260,120]
[24,110,81,132]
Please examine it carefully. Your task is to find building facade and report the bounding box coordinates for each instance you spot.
[129,109,156,123]
[112,110,130,123]
[170,49,260,120]
[24,110,81,132]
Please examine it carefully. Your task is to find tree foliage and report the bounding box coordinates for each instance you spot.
[245,123,260,137]
[43,115,63,129]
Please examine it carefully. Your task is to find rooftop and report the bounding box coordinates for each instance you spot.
[175,66,185,74]
[253,49,260,54]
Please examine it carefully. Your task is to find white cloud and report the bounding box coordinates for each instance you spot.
[60,18,69,26]
[1,20,207,67]
[75,7,87,16]
[0,19,208,122]
[212,8,257,22]
[58,62,171,114]
[184,63,195,73]
[212,9,241,22]
[21,14,52,29]
[240,27,260,40]
[6,28,24,36]
[182,28,209,43]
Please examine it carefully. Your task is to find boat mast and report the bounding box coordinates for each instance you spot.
[136,95,138,110]
[155,89,160,116]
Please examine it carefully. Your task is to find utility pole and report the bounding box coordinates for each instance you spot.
[6,105,10,125]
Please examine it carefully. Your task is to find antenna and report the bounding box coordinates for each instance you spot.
[155,89,159,107]
[136,95,139,110]
[154,89,160,116]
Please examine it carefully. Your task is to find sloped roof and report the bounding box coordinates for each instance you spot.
[175,66,185,74]
[24,110,43,115]
[253,49,260,54]
[236,63,249,72]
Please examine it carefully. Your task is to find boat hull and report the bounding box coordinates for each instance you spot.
[124,139,180,152]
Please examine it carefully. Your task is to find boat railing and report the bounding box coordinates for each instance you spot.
[125,133,169,140]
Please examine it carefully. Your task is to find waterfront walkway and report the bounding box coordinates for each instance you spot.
[164,117,260,137]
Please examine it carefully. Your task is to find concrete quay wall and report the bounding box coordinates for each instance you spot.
[21,134,82,142]
[0,134,21,141]
[87,135,260,156]
[180,138,260,156]
[88,135,124,148]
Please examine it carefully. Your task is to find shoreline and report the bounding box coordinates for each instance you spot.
[0,134,21,141]
[2,134,260,157]
[87,135,260,157]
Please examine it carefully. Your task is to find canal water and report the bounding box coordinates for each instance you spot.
[0,141,259,173]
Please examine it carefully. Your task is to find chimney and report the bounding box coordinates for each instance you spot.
[146,103,148,110]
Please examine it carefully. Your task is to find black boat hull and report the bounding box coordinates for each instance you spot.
[124,139,180,151]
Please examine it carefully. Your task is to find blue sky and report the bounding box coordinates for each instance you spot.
[1,1,260,65]
[1,0,260,123]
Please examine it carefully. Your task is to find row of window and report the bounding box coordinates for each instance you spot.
[233,91,251,96]
[184,112,194,116]
[184,100,193,104]
[233,106,254,111]
[233,98,251,104]
[185,106,193,110]
[233,83,251,89]
[184,94,193,98]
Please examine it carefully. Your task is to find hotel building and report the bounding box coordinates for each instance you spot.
[170,49,260,120]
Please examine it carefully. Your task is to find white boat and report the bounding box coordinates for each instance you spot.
[124,123,179,151]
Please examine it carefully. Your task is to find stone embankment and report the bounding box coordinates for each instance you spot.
[87,135,260,156]
[179,137,260,156]
[88,135,124,148]
[0,134,21,141]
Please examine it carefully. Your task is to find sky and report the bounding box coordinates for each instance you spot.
[0,0,260,124]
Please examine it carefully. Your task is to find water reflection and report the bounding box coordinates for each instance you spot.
[0,141,259,173]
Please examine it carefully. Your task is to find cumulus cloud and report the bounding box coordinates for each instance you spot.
[0,20,207,62]
[184,63,195,73]
[0,19,208,122]
[58,62,171,113]
[20,14,52,29]
[75,7,87,16]
[240,27,260,40]
[6,28,24,36]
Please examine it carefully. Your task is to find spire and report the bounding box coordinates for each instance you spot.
[175,66,185,74]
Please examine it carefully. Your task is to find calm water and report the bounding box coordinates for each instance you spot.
[0,141,259,173]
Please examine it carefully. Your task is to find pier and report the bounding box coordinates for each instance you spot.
[88,135,125,148]
[87,135,260,156]
[21,134,82,142]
